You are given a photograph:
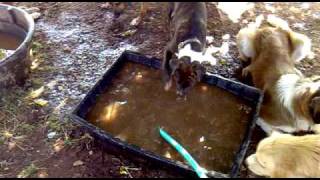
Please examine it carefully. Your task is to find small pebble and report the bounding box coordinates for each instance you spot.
[73,160,84,167]
[47,132,57,139]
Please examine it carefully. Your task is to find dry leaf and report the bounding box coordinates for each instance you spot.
[119,166,128,175]
[34,99,48,107]
[73,160,84,167]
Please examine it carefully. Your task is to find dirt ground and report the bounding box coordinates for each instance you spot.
[1,2,320,178]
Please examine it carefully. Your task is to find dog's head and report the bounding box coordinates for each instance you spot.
[164,56,205,96]
[236,15,312,63]
[245,131,291,177]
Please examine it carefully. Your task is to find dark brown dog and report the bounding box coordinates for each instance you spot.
[162,2,207,96]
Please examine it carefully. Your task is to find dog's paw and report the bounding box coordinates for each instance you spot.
[242,66,251,78]
[164,80,172,91]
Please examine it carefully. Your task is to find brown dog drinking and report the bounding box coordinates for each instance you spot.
[162,2,207,97]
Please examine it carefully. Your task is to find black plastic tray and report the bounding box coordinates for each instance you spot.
[70,51,263,178]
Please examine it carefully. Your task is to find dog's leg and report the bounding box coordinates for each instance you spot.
[162,47,174,91]
[242,64,252,78]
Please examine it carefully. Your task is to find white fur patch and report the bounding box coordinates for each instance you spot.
[270,130,282,137]
[206,36,214,44]
[296,119,312,131]
[257,116,296,135]
[276,74,319,131]
[276,125,296,134]
[296,77,320,95]
[176,43,217,66]
[312,124,320,134]
[277,74,301,117]
[257,118,274,135]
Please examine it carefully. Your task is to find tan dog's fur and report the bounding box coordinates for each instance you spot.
[246,125,320,178]
[236,15,320,135]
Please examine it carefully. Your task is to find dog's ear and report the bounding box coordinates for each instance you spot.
[288,31,312,62]
[309,95,320,123]
[236,27,257,62]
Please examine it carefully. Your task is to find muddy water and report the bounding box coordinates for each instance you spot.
[86,62,252,173]
[0,32,23,60]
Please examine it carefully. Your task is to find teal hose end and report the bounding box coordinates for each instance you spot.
[159,128,208,178]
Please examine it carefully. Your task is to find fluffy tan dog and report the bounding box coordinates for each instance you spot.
[246,125,320,178]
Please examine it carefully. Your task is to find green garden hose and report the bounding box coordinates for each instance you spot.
[159,128,208,178]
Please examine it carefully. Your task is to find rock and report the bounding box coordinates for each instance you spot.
[100,2,110,9]
[32,12,41,20]
[26,7,41,13]
[8,142,16,150]
[222,34,230,40]
[38,170,48,178]
[122,29,137,37]
[289,6,300,14]
[199,136,205,142]
[73,160,84,167]
[47,132,57,139]
[242,19,248,24]
[63,46,72,53]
